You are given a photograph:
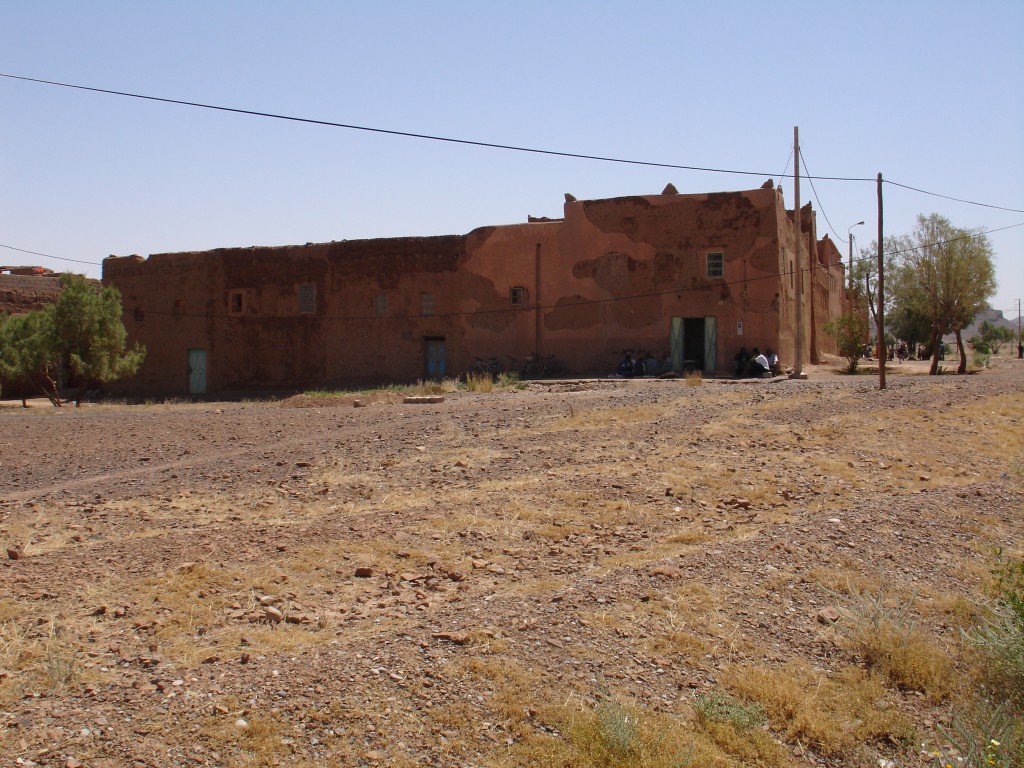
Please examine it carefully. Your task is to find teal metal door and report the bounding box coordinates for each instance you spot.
[669,317,682,372]
[704,316,717,372]
[187,348,207,395]
[424,338,445,380]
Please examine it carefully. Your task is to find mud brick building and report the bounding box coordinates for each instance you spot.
[102,184,846,396]
[0,267,62,316]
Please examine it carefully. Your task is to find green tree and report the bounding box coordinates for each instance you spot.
[970,320,1015,356]
[0,311,62,406]
[888,303,932,356]
[888,215,996,374]
[0,275,144,406]
[824,311,869,374]
[50,274,145,401]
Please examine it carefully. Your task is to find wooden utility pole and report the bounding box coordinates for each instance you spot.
[876,173,886,390]
[790,127,806,379]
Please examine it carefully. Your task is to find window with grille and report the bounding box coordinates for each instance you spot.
[374,294,388,316]
[706,252,724,279]
[420,292,434,316]
[510,286,527,306]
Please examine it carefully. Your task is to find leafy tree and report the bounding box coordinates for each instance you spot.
[850,242,897,344]
[0,311,62,406]
[50,274,145,400]
[970,320,1015,355]
[0,275,144,406]
[824,311,869,374]
[888,303,932,356]
[888,215,996,374]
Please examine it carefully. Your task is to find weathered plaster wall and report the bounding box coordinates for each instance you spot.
[0,274,62,315]
[104,186,843,395]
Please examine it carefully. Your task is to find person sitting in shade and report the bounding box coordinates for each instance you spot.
[733,347,750,377]
[616,353,635,378]
[633,352,647,377]
[747,348,770,377]
[765,348,779,375]
[643,352,660,376]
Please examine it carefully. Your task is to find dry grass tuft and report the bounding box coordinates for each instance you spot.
[726,661,916,758]
[0,617,80,702]
[464,372,494,392]
[837,581,956,700]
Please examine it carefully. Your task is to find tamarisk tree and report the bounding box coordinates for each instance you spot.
[0,274,144,406]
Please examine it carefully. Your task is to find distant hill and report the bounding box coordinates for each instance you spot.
[943,307,1020,345]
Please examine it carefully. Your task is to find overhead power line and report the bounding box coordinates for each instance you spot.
[3,72,1022,212]
[798,147,847,244]
[0,72,876,185]
[0,243,100,266]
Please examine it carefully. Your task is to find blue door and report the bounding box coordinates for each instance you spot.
[424,338,446,380]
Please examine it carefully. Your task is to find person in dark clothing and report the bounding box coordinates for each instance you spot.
[748,349,770,376]
[617,353,635,378]
[733,347,750,377]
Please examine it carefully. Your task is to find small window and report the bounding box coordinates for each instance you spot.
[510,286,527,306]
[706,252,724,279]
[229,292,243,314]
[373,294,388,316]
[298,284,316,314]
[134,307,145,322]
[420,292,434,316]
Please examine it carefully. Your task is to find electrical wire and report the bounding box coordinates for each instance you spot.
[799,147,847,244]
[6,72,1023,213]
[0,72,871,182]
[884,179,1024,214]
[0,243,100,266]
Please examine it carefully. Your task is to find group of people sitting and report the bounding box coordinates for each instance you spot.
[733,347,779,377]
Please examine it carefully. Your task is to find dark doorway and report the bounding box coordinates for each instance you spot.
[423,337,446,380]
[683,319,705,371]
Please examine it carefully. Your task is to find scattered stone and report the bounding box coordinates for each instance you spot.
[354,566,374,578]
[6,546,23,560]
[431,631,470,646]
[264,606,285,623]
[817,606,842,625]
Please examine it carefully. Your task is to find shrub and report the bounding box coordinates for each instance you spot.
[824,311,870,374]
[968,555,1024,711]
[836,578,955,699]
[692,690,765,731]
[567,700,693,768]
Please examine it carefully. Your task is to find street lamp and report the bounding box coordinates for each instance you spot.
[847,221,864,293]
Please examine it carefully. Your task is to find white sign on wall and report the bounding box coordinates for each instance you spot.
[736,321,743,336]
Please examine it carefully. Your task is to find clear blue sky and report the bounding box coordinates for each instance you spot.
[2,2,1022,318]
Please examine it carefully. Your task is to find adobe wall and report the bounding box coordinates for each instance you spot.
[105,236,468,395]
[551,188,790,371]
[104,185,842,395]
[0,274,62,315]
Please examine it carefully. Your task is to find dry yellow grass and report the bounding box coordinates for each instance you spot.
[4,377,1021,766]
[725,662,916,758]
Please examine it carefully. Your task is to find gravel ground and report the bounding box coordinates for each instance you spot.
[1,357,1022,767]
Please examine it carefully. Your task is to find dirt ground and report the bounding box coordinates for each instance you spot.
[1,357,1022,767]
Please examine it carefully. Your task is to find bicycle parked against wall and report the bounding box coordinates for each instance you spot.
[466,356,503,381]
[507,353,564,379]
